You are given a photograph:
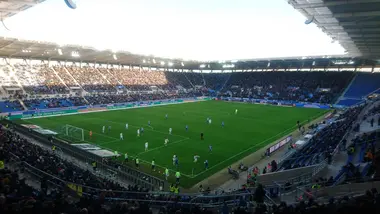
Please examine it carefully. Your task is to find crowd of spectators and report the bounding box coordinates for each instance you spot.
[220,71,354,104]
[279,104,364,171]
[23,97,86,110]
[0,63,356,102]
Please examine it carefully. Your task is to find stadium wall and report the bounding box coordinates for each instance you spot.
[217,97,346,109]
[7,97,211,120]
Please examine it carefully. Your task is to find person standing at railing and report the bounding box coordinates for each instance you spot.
[175,171,181,184]
[124,153,128,163]
[165,168,169,180]
[135,158,139,168]
[92,161,97,171]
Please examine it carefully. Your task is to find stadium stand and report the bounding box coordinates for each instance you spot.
[1,62,380,214]
[337,73,380,106]
[0,64,357,110]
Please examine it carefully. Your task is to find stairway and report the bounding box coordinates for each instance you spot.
[18,99,28,110]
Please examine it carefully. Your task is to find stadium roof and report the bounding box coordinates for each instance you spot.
[0,0,45,20]
[289,0,380,60]
[0,37,188,66]
[1,36,379,70]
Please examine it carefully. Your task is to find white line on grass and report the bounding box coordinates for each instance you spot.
[137,137,190,156]
[192,119,309,177]
[86,117,189,139]
[191,110,328,177]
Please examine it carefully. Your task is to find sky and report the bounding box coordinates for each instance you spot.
[0,0,345,61]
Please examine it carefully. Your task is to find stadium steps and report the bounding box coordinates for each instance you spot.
[63,66,86,91]
[336,72,358,104]
[49,67,71,91]
[95,68,113,86]
[182,73,195,88]
[18,99,28,110]
[8,64,26,94]
[219,73,232,92]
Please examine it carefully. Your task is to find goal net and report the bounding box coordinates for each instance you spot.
[60,124,85,142]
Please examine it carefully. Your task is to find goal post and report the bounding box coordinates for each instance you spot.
[60,124,85,142]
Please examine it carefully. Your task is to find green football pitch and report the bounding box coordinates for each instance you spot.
[18,100,328,188]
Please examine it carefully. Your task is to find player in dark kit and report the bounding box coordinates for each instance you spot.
[201,132,204,140]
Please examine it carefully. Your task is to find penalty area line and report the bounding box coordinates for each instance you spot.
[136,137,190,156]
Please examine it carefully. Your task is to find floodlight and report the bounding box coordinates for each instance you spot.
[181,62,184,67]
[160,61,165,65]
[152,59,156,63]
[143,59,146,63]
[71,51,80,58]
[64,0,77,9]
[113,54,118,60]
[305,16,314,25]
[168,62,173,67]
[58,48,63,55]
[267,62,270,67]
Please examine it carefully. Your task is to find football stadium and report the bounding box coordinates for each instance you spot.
[0,0,380,213]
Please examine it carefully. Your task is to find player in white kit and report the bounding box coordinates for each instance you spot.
[145,142,149,151]
[194,155,200,163]
[137,129,140,137]
[169,128,172,135]
[102,126,105,133]
[120,133,123,140]
[164,137,169,146]
[125,123,129,130]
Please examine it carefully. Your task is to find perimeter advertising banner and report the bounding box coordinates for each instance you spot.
[8,109,78,120]
[6,97,210,120]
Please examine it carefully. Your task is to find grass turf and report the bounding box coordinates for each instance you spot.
[17,100,328,188]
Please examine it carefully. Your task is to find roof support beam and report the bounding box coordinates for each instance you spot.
[327,28,380,33]
[314,11,380,19]
[292,0,380,9]
[318,20,380,27]
[0,0,38,5]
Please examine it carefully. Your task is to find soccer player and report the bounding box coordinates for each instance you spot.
[137,129,140,137]
[172,155,176,165]
[141,127,144,134]
[221,121,224,127]
[145,142,149,151]
[148,120,151,126]
[125,123,129,130]
[208,119,212,125]
[206,117,209,124]
[165,114,168,120]
[89,130,93,139]
[169,127,172,135]
[102,125,105,133]
[108,125,111,133]
[164,137,169,146]
[120,132,124,140]
[200,132,204,140]
[194,155,200,163]
[209,145,213,153]
[174,156,179,168]
[235,109,238,114]
[185,125,188,132]
[204,160,209,169]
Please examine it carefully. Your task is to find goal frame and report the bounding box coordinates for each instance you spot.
[63,124,85,142]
